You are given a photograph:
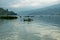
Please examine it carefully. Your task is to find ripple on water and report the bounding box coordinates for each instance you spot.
[0,19,60,40]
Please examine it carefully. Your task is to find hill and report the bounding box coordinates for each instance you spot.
[29,4,60,15]
[0,8,17,15]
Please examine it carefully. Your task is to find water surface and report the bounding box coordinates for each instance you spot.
[0,16,60,40]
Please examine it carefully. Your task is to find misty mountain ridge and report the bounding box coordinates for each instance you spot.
[28,4,60,15]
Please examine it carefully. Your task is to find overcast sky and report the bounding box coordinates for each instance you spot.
[0,0,59,8]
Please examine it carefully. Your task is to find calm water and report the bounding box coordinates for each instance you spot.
[0,15,60,40]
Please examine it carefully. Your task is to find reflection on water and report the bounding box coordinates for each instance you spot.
[0,16,60,40]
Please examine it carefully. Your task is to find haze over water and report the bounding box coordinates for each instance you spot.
[0,15,60,40]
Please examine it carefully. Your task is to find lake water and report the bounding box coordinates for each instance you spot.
[0,15,60,40]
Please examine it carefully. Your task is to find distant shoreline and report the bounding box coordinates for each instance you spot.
[0,15,18,19]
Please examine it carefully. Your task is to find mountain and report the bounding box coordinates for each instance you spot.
[0,8,17,15]
[28,4,60,15]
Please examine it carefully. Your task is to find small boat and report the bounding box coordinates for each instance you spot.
[23,17,33,22]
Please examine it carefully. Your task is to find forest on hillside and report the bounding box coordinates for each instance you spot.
[0,8,17,15]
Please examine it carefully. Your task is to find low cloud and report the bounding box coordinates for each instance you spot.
[0,0,59,8]
[10,0,58,8]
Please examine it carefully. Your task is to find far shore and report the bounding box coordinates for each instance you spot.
[0,15,18,19]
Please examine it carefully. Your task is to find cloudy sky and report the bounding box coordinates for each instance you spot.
[0,0,59,8]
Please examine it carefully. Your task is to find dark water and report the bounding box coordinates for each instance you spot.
[0,16,60,40]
